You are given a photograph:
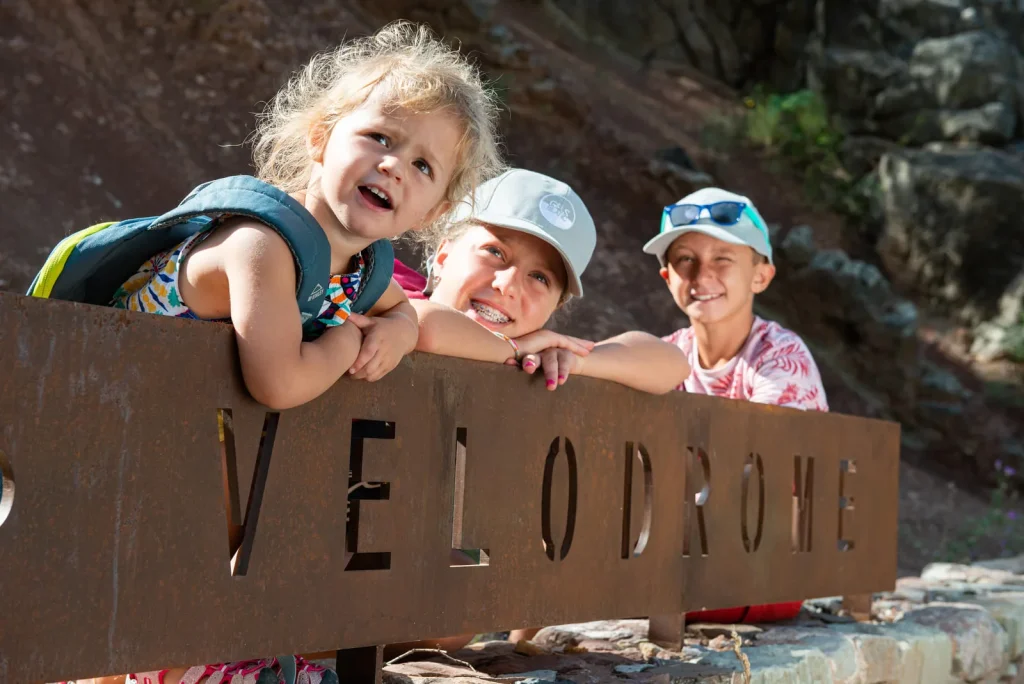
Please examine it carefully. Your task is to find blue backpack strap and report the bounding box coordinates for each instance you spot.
[350,239,395,315]
[151,176,332,325]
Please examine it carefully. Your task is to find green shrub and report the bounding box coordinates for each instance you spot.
[702,87,868,212]
[740,87,851,205]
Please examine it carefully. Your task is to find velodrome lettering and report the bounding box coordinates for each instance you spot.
[333,433,860,568]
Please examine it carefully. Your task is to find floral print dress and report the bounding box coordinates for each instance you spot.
[111,230,365,335]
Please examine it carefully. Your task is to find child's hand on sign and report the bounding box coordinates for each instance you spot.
[510,347,586,391]
[514,329,595,359]
[501,330,594,391]
[346,310,418,382]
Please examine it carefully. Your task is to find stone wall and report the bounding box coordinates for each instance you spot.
[378,557,1024,682]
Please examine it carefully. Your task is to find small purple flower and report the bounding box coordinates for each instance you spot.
[996,459,1004,471]
[1008,510,1019,521]
[1006,466,1018,478]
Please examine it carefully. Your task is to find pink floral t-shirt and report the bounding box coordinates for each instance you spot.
[664,317,828,412]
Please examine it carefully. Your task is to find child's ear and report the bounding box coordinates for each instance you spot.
[659,266,670,282]
[751,263,776,294]
[305,121,329,163]
[433,239,453,274]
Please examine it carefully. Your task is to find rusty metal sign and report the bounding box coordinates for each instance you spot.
[0,293,899,682]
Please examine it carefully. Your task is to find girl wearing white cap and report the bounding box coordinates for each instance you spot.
[380,168,689,656]
[393,168,690,394]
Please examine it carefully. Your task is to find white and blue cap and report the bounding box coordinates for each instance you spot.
[642,187,773,266]
[448,168,597,296]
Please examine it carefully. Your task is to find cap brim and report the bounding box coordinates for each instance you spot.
[476,213,585,296]
[642,224,750,263]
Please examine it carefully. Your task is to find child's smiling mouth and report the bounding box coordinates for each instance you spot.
[470,300,512,324]
[358,184,393,210]
[690,290,723,302]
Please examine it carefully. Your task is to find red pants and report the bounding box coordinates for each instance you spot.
[685,600,802,624]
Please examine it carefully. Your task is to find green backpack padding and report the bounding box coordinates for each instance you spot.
[27,175,395,338]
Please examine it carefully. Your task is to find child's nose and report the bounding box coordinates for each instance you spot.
[377,156,403,182]
[693,263,715,282]
[493,267,521,297]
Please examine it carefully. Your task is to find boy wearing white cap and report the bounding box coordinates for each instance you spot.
[644,187,827,411]
[644,186,826,625]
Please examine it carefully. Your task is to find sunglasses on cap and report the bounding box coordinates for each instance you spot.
[663,201,763,230]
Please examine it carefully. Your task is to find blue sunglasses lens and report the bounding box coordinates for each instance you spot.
[668,204,701,226]
[708,202,744,224]
[668,202,745,227]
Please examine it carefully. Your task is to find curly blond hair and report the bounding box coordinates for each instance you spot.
[252,21,505,230]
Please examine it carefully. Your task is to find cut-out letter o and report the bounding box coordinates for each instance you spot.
[541,437,578,561]
[0,450,14,528]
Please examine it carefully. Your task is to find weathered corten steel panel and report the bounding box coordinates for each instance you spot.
[0,293,899,682]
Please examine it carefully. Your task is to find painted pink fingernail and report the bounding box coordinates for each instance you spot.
[524,360,535,368]
[558,374,566,380]
[547,379,555,388]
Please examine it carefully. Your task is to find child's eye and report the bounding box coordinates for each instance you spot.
[413,159,433,177]
[530,272,550,286]
[368,132,389,146]
[484,245,504,259]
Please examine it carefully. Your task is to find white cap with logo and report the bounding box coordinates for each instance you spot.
[449,168,597,296]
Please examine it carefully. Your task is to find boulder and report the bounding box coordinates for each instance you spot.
[761,225,920,411]
[910,31,1018,112]
[970,0,1024,55]
[937,101,1016,145]
[918,361,972,402]
[814,0,897,52]
[975,554,1024,575]
[824,0,1024,56]
[878,147,1024,325]
[872,79,938,120]
[879,0,970,38]
[807,5,1024,145]
[854,31,1022,144]
[546,0,815,89]
[547,0,744,83]
[648,146,714,195]
[808,48,910,122]
[900,603,1011,681]
[875,101,1017,146]
[839,136,901,178]
[921,562,1024,585]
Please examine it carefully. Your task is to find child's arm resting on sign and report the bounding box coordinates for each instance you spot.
[223,222,363,410]
[520,331,690,394]
[411,299,595,363]
[346,279,419,382]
